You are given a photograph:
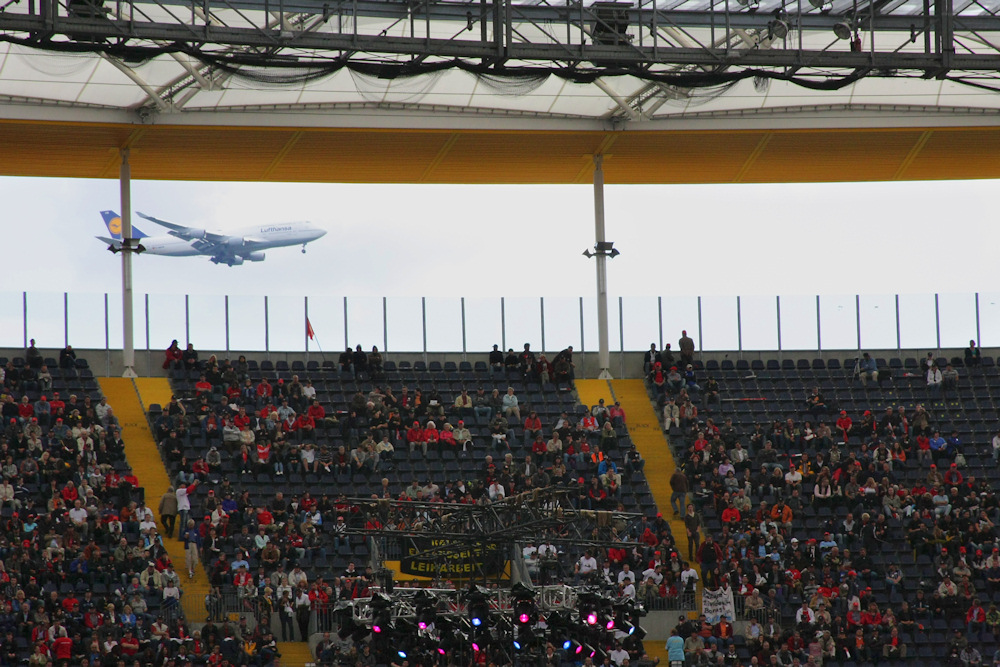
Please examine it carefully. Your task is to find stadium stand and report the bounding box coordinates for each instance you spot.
[151,346,688,665]
[0,354,204,665]
[652,349,1000,666]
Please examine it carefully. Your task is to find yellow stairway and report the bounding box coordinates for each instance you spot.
[577,379,699,613]
[99,377,210,625]
[276,641,315,666]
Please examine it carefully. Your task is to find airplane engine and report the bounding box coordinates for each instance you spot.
[245,251,266,262]
[187,228,207,239]
[226,236,246,248]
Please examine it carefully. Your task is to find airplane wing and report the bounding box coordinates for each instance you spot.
[136,211,207,240]
[96,236,122,249]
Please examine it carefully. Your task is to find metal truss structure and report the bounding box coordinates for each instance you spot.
[344,584,582,624]
[2,0,1000,122]
[340,487,643,583]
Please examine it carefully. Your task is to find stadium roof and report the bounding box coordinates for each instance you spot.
[2,0,1000,183]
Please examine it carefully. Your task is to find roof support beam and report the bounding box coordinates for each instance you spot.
[595,78,641,121]
[102,55,171,112]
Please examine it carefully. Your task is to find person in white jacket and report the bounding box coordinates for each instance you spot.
[175,480,198,532]
[927,365,943,396]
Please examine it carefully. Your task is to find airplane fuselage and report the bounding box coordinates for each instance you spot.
[97,211,326,266]
[141,222,324,257]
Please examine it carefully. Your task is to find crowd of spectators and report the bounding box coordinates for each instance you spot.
[0,345,216,666]
[157,342,680,665]
[650,338,1000,667]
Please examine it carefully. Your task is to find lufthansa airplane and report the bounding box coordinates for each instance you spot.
[96,210,327,266]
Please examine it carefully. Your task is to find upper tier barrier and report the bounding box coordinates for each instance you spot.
[2,291,997,374]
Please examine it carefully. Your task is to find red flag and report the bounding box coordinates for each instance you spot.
[306,318,315,340]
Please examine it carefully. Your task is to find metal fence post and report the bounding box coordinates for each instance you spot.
[105,293,110,377]
[343,297,349,351]
[896,294,903,350]
[816,295,822,351]
[305,295,310,359]
[383,297,388,356]
[461,297,467,360]
[264,296,270,359]
[935,293,941,350]
[63,292,69,347]
[619,296,625,379]
[976,292,982,346]
[22,291,27,348]
[776,295,782,352]
[185,294,190,346]
[225,296,230,357]
[540,297,545,353]
[658,296,663,352]
[501,297,506,353]
[579,297,585,353]
[421,296,428,363]
[145,294,150,373]
[855,294,861,350]
[697,296,703,352]
[736,296,742,353]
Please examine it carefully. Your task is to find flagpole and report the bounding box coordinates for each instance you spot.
[307,317,326,361]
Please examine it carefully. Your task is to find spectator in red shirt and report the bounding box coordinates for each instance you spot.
[523,412,542,445]
[256,378,273,399]
[307,400,327,431]
[721,504,741,526]
[836,410,853,443]
[51,629,73,661]
[163,340,183,370]
[17,396,33,422]
[194,375,213,397]
[407,422,427,456]
[294,413,315,442]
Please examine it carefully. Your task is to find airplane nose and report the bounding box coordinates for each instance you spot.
[314,229,327,240]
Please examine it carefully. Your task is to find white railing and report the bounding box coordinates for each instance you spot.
[2,291,996,357]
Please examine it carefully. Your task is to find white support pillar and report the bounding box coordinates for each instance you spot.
[593,155,612,380]
[120,149,137,378]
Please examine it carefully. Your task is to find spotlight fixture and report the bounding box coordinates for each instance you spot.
[467,585,491,629]
[770,19,789,38]
[833,20,853,39]
[582,241,620,258]
[108,238,146,255]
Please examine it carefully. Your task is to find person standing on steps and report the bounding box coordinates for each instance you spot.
[159,487,178,539]
[670,469,689,516]
[684,504,701,561]
[175,479,198,532]
[294,584,312,642]
[181,518,202,579]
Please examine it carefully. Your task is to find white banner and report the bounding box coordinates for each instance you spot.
[701,586,735,623]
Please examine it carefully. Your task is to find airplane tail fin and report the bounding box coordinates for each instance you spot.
[100,210,147,239]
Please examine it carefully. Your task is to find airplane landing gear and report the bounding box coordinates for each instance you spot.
[301,245,307,254]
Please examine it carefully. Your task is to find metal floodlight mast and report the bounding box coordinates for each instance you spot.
[583,155,619,381]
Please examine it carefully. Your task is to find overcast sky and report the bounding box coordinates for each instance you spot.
[1,175,997,353]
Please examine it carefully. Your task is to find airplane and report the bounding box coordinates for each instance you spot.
[96,210,327,266]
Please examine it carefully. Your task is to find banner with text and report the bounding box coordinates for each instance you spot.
[399,538,505,578]
[701,586,736,623]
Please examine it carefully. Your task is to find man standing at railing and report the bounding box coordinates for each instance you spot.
[294,584,312,642]
[678,331,695,367]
